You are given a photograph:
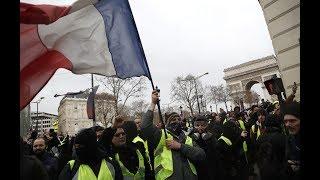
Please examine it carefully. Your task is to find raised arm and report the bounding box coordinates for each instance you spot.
[140,90,162,149]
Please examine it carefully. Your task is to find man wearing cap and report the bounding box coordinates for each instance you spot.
[283,102,300,180]
[140,90,206,180]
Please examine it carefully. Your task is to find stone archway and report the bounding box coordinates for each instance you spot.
[223,55,280,108]
[245,80,260,91]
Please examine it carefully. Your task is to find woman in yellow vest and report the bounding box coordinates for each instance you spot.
[58,128,123,180]
[140,90,206,180]
[117,120,153,180]
[250,109,267,143]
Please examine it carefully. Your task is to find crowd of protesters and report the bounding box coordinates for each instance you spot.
[20,85,300,180]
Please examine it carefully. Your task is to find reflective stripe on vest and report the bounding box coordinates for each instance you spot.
[218,136,232,146]
[132,136,152,170]
[238,120,245,131]
[251,125,261,140]
[116,150,145,180]
[154,130,197,180]
[68,159,114,180]
[238,120,248,152]
[223,118,227,124]
[185,135,198,175]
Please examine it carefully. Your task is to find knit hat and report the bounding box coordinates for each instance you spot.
[121,121,138,143]
[264,114,281,128]
[283,101,300,120]
[165,112,180,124]
[194,115,208,122]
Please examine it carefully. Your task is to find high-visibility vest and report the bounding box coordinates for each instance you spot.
[68,159,114,180]
[223,118,228,124]
[116,149,145,180]
[238,120,248,152]
[251,125,261,140]
[132,136,152,170]
[218,135,232,146]
[154,130,197,180]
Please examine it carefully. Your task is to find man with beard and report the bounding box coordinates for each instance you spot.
[140,90,206,180]
[190,115,219,180]
[32,137,58,180]
[21,137,49,180]
[58,128,122,180]
[283,102,300,180]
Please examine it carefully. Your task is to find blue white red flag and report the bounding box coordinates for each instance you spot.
[20,0,151,110]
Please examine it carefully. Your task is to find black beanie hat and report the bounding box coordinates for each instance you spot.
[264,114,281,128]
[121,121,138,143]
[166,112,180,124]
[283,102,300,120]
[74,128,97,148]
[194,115,208,122]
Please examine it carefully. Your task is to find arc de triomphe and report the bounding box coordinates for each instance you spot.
[223,55,280,106]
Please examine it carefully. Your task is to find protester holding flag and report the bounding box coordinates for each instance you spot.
[140,90,206,180]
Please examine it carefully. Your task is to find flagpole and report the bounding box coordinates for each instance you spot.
[91,74,96,126]
[126,1,167,138]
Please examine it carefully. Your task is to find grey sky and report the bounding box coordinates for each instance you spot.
[23,0,275,115]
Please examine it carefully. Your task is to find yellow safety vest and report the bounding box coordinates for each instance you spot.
[223,118,227,124]
[116,149,145,180]
[251,125,261,140]
[132,136,152,170]
[68,159,114,180]
[218,136,232,146]
[238,120,248,152]
[154,130,197,180]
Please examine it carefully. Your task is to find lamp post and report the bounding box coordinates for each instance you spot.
[31,97,45,133]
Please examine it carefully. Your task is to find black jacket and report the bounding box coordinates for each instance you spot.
[34,152,59,180]
[255,128,288,180]
[286,133,300,180]
[21,155,50,180]
[216,136,243,180]
[190,132,219,180]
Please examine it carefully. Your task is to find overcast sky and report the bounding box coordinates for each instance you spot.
[23,0,275,115]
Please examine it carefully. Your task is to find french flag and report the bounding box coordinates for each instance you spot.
[20,0,151,110]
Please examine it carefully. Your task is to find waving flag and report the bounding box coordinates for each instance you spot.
[20,0,151,110]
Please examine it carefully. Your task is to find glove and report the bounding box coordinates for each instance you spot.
[201,132,212,140]
[193,133,200,140]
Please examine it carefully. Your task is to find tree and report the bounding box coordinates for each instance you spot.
[130,99,149,118]
[220,85,231,112]
[95,92,116,127]
[96,76,147,116]
[170,75,204,116]
[243,90,260,107]
[206,85,221,113]
[216,84,231,112]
